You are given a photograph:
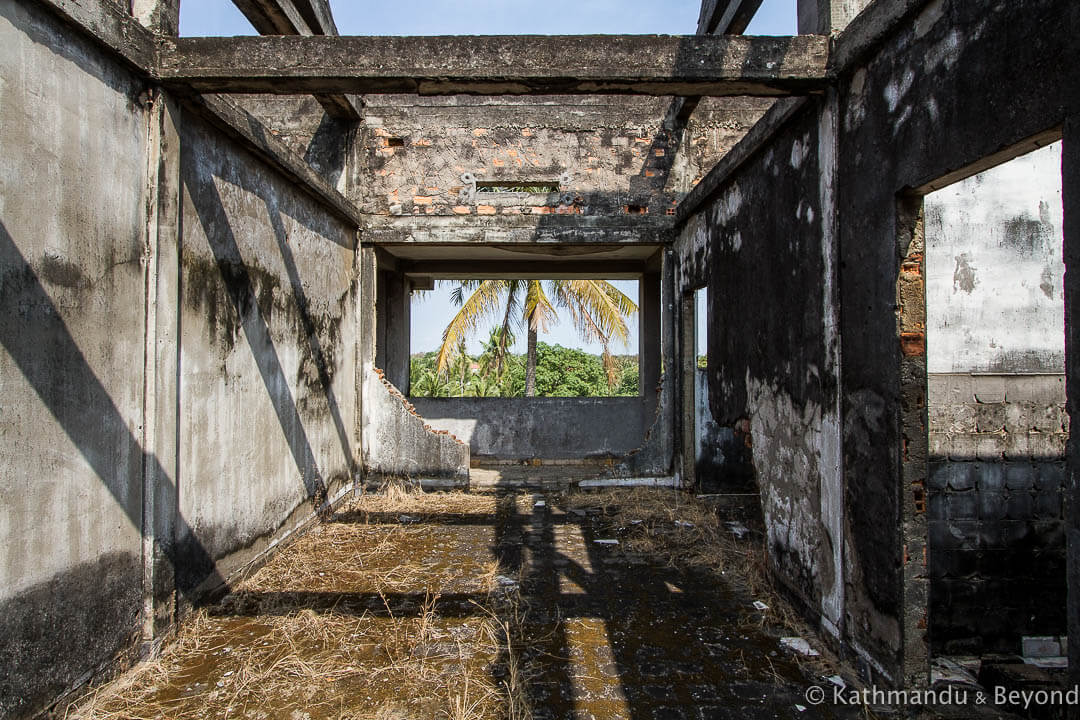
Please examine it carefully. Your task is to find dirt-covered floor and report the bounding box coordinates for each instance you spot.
[67,485,1007,720]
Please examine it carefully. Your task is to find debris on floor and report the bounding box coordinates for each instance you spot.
[67,484,1021,720]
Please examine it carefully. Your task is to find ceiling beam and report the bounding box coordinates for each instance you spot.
[158,34,831,97]
[401,260,649,280]
[698,0,766,35]
[230,0,361,119]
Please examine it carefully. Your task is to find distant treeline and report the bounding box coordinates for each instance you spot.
[410,343,640,397]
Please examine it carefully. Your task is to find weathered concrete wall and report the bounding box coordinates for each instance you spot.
[836,0,1080,684]
[411,397,650,461]
[360,372,470,485]
[927,375,1068,653]
[677,102,846,644]
[925,143,1065,374]
[360,95,773,219]
[922,143,1068,653]
[357,250,470,484]
[0,2,152,716]
[178,112,359,592]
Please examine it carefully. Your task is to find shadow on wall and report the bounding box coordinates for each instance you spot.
[186,167,355,490]
[0,219,223,717]
[0,219,222,599]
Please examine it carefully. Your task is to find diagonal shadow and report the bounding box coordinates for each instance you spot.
[185,177,329,505]
[263,197,355,474]
[0,219,221,599]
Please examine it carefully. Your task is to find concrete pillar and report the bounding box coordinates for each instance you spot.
[141,93,182,643]
[798,0,872,34]
[372,268,411,393]
[639,270,662,398]
[131,0,180,35]
[679,291,697,487]
[384,272,411,393]
[1063,115,1080,711]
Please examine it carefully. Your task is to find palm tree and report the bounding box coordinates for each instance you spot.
[435,279,638,397]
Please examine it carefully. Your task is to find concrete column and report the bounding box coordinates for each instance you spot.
[384,272,411,393]
[131,0,180,35]
[679,291,697,487]
[639,270,662,399]
[141,93,182,644]
[798,0,872,34]
[1063,116,1080,711]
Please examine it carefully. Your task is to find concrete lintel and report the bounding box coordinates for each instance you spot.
[183,93,363,227]
[698,0,765,35]
[675,96,809,224]
[363,216,675,245]
[158,34,831,97]
[399,259,648,280]
[35,0,158,73]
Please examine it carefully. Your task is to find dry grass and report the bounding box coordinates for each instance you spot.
[68,484,518,720]
[67,483,862,720]
[560,487,840,680]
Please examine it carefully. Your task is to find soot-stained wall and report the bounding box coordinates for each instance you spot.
[178,113,359,592]
[678,101,846,643]
[0,2,152,716]
[924,143,1068,653]
[837,0,1079,682]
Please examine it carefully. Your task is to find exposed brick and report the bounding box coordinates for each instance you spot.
[477,205,496,215]
[900,331,925,356]
[452,205,472,214]
[413,195,434,205]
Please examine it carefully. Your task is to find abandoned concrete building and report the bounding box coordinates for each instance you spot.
[2,0,1079,717]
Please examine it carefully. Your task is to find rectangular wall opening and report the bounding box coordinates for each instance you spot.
[919,140,1067,666]
[408,278,641,398]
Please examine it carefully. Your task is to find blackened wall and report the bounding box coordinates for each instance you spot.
[837,0,1080,681]
[676,101,846,643]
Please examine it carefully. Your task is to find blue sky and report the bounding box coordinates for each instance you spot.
[180,0,795,354]
[180,0,797,38]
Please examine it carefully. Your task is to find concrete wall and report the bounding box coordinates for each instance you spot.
[927,375,1068,655]
[411,397,650,461]
[0,2,152,715]
[0,2,365,716]
[925,143,1065,374]
[177,112,359,592]
[677,99,846,646]
[358,250,471,484]
[835,0,1079,684]
[923,144,1068,653]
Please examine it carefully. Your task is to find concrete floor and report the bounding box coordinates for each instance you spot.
[68,486,1012,720]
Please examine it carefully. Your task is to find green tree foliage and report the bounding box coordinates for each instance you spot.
[410,345,639,398]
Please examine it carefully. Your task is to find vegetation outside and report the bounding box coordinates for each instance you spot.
[411,342,640,397]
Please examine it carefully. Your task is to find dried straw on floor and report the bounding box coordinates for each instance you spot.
[69,484,847,720]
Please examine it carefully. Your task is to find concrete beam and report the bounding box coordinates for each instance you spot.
[233,0,314,35]
[230,0,361,120]
[34,0,157,72]
[400,260,648,279]
[698,0,765,35]
[182,93,363,227]
[293,0,338,35]
[158,34,831,97]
